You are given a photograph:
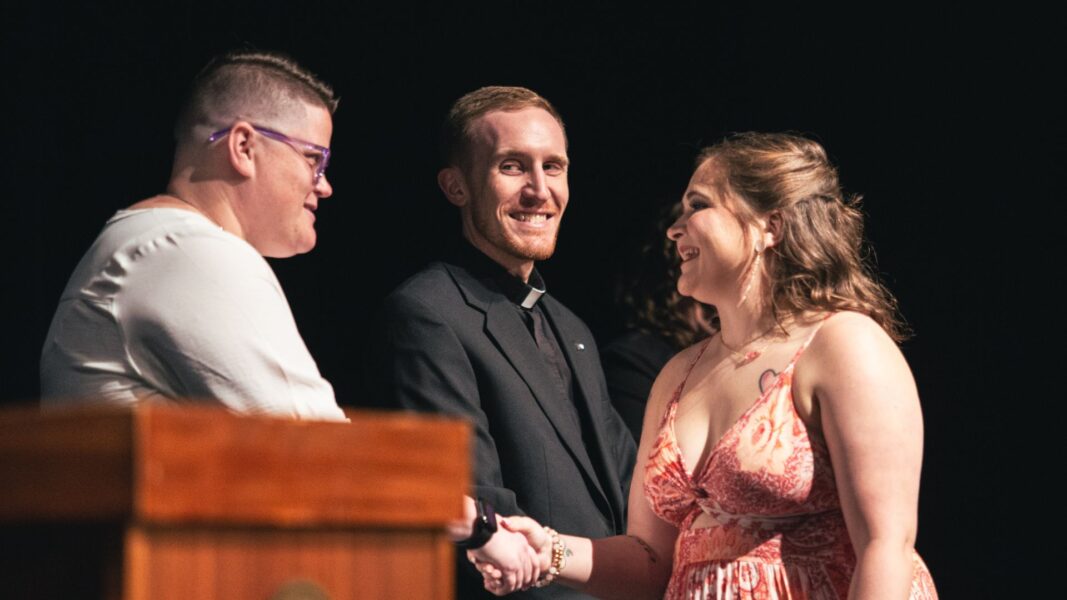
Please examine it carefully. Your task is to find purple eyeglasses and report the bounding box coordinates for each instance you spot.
[208,125,331,184]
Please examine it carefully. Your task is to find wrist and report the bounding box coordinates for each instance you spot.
[455,498,497,550]
[535,531,553,571]
[531,526,567,588]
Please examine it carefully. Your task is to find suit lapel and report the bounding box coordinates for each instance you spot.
[446,264,605,501]
[542,299,601,427]
[483,301,586,447]
[540,298,617,510]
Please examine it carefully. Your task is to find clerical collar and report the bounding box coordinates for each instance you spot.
[453,242,547,309]
[512,269,546,309]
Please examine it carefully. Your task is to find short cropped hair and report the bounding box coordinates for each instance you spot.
[440,86,566,171]
[174,50,338,144]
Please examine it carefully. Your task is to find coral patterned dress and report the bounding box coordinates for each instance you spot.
[643,327,938,599]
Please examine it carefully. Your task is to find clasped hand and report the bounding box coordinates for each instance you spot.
[468,516,552,596]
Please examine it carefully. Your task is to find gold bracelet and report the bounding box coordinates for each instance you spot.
[532,526,567,588]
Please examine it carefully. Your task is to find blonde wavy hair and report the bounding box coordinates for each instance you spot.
[698,132,908,341]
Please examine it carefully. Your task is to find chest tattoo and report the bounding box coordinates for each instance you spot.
[758,369,779,394]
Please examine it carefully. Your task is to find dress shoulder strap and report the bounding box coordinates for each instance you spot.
[685,337,713,376]
[669,337,714,404]
[783,313,834,371]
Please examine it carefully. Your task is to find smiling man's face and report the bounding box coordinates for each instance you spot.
[457,107,569,279]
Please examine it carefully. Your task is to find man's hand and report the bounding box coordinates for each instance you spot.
[468,518,542,595]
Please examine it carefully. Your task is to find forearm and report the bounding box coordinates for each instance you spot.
[549,534,670,600]
[848,538,915,600]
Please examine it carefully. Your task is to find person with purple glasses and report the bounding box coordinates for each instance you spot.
[40,50,344,420]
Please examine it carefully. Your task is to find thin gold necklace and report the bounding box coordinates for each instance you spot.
[718,324,778,367]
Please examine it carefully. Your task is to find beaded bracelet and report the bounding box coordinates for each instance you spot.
[532,526,567,588]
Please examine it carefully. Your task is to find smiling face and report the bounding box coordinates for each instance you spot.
[668,159,763,304]
[450,107,569,279]
[242,101,334,258]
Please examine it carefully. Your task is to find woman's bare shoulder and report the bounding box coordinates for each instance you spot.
[808,311,897,360]
[800,311,913,399]
[647,338,711,409]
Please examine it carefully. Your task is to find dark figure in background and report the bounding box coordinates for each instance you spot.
[602,204,713,442]
[372,87,635,598]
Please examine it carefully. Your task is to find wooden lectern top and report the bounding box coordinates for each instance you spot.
[0,404,469,528]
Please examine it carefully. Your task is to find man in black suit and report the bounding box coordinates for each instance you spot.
[374,87,636,598]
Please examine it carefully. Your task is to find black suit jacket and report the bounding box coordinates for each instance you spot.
[372,251,636,599]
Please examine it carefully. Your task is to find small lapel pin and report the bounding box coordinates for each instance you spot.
[575,342,585,351]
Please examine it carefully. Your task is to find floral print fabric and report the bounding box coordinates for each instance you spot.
[644,329,937,599]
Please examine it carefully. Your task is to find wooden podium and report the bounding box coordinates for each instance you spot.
[0,405,469,600]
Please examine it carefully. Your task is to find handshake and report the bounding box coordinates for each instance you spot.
[451,497,566,596]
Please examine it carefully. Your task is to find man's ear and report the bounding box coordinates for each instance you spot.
[227,121,257,178]
[438,167,469,207]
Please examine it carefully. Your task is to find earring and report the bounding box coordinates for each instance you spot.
[738,241,764,306]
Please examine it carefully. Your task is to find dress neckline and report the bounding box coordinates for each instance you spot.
[666,318,828,483]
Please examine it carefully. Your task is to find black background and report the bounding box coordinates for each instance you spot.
[3,3,1058,596]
